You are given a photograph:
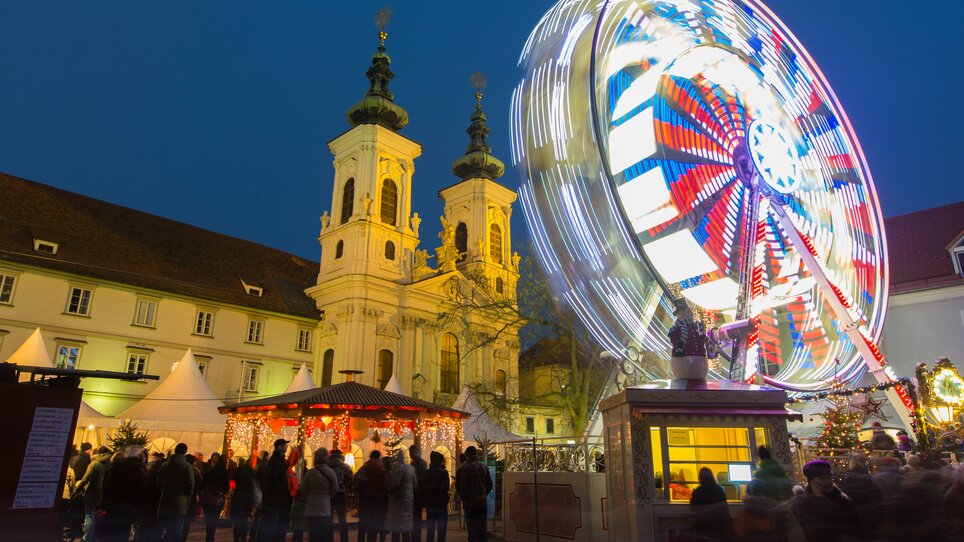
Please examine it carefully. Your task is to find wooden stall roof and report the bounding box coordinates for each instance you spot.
[219,381,470,419]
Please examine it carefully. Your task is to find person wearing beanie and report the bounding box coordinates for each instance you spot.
[791,460,858,542]
[455,446,492,542]
[74,445,113,542]
[421,451,450,542]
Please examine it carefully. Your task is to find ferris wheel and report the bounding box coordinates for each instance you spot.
[512,0,912,424]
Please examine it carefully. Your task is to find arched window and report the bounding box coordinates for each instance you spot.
[341,178,355,224]
[496,369,507,396]
[385,241,396,260]
[455,222,468,262]
[377,349,394,389]
[380,179,398,226]
[335,240,344,259]
[489,223,503,263]
[322,349,334,387]
[495,277,504,294]
[440,332,459,394]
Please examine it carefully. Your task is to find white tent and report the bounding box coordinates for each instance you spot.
[114,349,226,455]
[284,363,316,394]
[451,386,522,443]
[384,375,404,395]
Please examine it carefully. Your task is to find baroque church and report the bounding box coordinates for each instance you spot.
[0,30,563,439]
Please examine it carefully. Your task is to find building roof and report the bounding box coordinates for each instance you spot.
[220,380,469,419]
[885,201,964,293]
[0,172,321,318]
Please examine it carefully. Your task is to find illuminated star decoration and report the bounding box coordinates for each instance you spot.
[852,393,888,422]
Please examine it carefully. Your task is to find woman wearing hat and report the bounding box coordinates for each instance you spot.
[791,460,858,542]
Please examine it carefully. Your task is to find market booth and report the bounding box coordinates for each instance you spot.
[218,372,469,469]
[600,379,799,542]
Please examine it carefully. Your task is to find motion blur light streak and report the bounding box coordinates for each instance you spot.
[513,0,890,392]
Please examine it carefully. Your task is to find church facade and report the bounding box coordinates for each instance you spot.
[0,30,562,439]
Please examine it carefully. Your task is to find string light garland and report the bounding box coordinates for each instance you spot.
[786,378,914,404]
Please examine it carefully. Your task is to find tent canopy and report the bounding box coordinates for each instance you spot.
[451,386,522,443]
[284,363,316,394]
[117,349,225,432]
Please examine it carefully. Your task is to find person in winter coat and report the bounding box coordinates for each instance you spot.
[409,445,428,542]
[837,453,883,540]
[455,446,492,542]
[420,451,450,542]
[791,460,859,542]
[259,438,293,542]
[71,442,93,481]
[740,480,787,542]
[138,452,166,541]
[74,445,112,542]
[230,457,255,542]
[98,445,147,542]
[200,456,230,542]
[157,443,196,542]
[688,467,732,542]
[357,450,389,542]
[386,449,417,542]
[328,449,354,542]
[300,448,339,542]
[752,446,793,502]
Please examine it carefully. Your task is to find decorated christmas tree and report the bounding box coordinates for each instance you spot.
[814,368,862,452]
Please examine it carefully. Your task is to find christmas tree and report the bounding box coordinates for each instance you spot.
[814,369,862,452]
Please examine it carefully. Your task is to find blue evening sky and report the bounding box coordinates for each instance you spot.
[1,1,961,260]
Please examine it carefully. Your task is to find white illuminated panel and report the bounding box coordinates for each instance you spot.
[608,107,657,174]
[681,277,739,310]
[642,230,719,283]
[616,166,679,233]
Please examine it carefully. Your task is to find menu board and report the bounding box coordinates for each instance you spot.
[13,407,74,509]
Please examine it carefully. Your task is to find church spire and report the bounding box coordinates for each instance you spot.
[452,72,505,181]
[346,7,409,131]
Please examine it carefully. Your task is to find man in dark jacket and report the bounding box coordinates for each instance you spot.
[455,446,492,542]
[791,460,859,542]
[99,445,146,542]
[357,450,388,542]
[421,451,450,542]
[71,442,93,480]
[157,443,196,542]
[410,444,429,542]
[258,438,292,542]
[837,453,882,540]
[74,446,112,542]
[329,449,354,542]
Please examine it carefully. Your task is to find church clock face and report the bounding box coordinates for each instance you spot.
[934,369,964,405]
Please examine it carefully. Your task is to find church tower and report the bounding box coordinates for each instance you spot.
[317,26,422,284]
[440,77,520,296]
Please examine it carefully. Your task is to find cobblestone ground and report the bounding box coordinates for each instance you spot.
[184,516,504,542]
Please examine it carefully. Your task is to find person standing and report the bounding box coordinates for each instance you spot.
[455,446,492,542]
[229,457,255,542]
[98,445,147,542]
[259,438,293,542]
[328,449,353,542]
[357,450,389,542]
[791,460,859,542]
[156,443,196,542]
[387,449,416,542]
[752,446,793,502]
[837,453,883,540]
[200,456,230,542]
[688,467,732,542]
[301,448,339,542]
[71,442,93,480]
[409,445,428,542]
[74,445,112,542]
[421,451,450,542]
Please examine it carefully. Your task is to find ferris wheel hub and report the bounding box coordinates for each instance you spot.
[747,120,802,195]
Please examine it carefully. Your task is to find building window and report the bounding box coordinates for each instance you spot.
[246,319,264,344]
[243,364,260,392]
[66,287,93,316]
[133,299,157,327]
[126,352,149,375]
[496,369,507,396]
[55,343,82,369]
[196,357,210,378]
[440,332,459,394]
[335,240,344,259]
[385,241,396,260]
[525,417,535,434]
[455,223,468,262]
[297,329,313,352]
[495,277,504,294]
[380,179,398,226]
[952,237,964,277]
[659,426,757,502]
[341,178,355,224]
[0,274,16,304]
[34,239,58,254]
[546,418,555,435]
[322,349,334,387]
[377,349,393,389]
[195,310,214,336]
[241,279,263,297]
[489,224,502,263]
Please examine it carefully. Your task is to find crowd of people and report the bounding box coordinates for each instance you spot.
[682,445,964,542]
[65,439,494,542]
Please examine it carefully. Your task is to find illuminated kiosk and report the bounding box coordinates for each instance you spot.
[600,300,798,541]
